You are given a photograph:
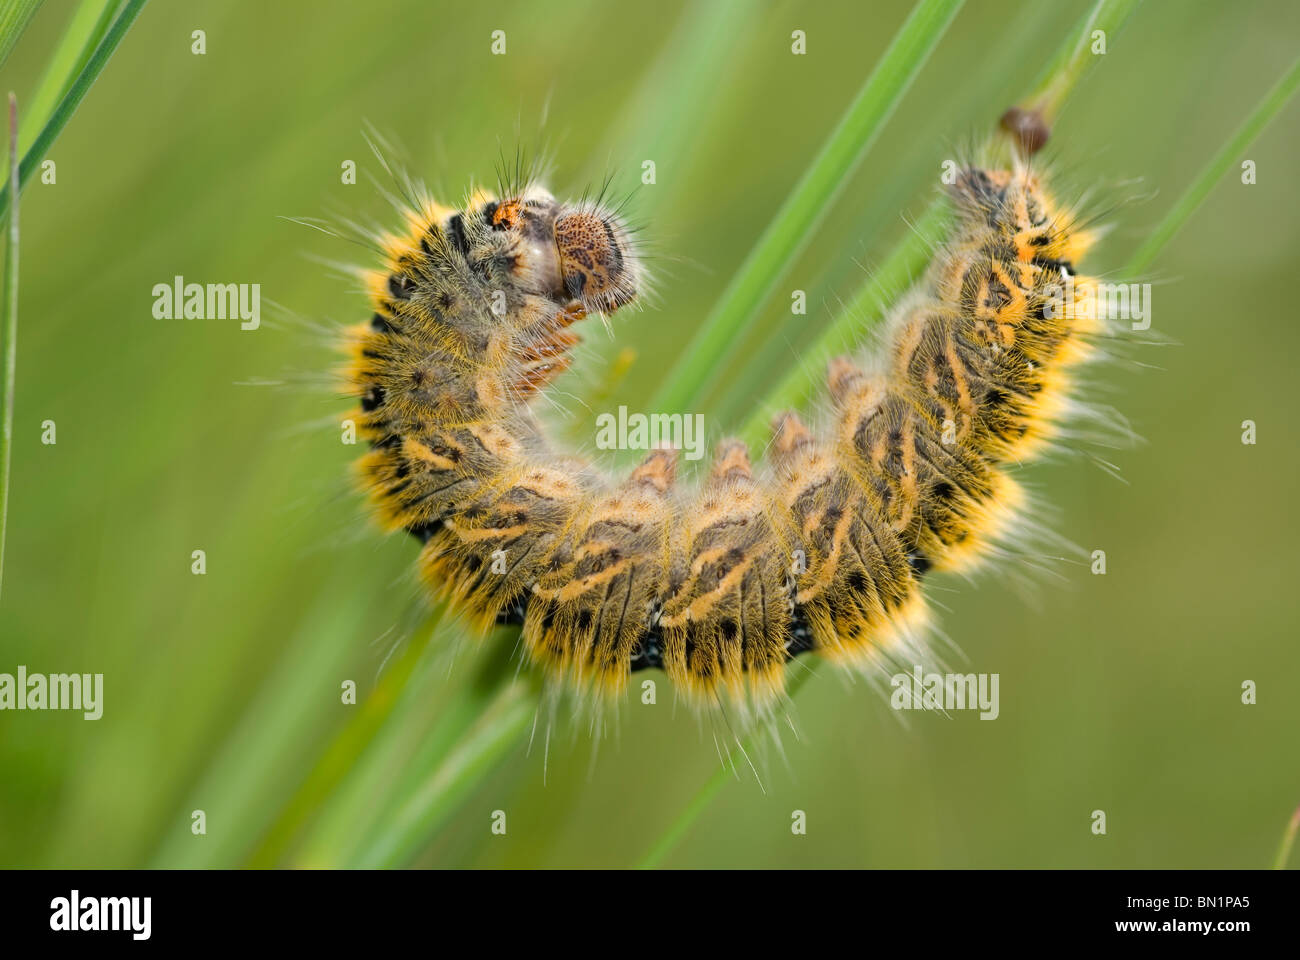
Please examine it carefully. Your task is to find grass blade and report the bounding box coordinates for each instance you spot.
[1022,0,1140,125]
[291,627,525,867]
[644,0,965,416]
[738,198,950,449]
[1126,53,1300,274]
[17,0,119,151]
[1275,804,1300,870]
[0,93,18,601]
[346,677,535,868]
[638,668,813,869]
[144,580,376,868]
[243,605,445,868]
[0,0,42,71]
[0,0,146,221]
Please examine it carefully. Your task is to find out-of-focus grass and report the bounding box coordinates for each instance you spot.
[737,199,950,449]
[1275,805,1299,870]
[1,93,19,600]
[2,0,144,593]
[0,0,1298,869]
[17,0,116,150]
[0,0,43,71]
[1127,53,1300,274]
[645,0,964,418]
[0,0,145,219]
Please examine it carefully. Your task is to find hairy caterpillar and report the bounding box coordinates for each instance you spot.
[342,157,1100,711]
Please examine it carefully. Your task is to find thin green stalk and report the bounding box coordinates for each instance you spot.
[244,603,445,868]
[644,0,965,416]
[738,199,950,449]
[346,676,536,868]
[145,576,376,868]
[638,668,813,869]
[1274,804,1300,870]
[0,0,42,70]
[291,626,532,868]
[596,0,751,195]
[1024,0,1140,124]
[0,94,19,601]
[1126,54,1300,275]
[0,0,146,221]
[568,0,753,435]
[17,0,119,151]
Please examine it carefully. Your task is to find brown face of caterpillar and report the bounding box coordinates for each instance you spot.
[553,211,637,313]
[483,193,638,316]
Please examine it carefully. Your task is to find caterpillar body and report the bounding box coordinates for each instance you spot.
[343,160,1099,711]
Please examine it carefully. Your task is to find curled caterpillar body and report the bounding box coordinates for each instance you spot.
[344,162,1100,708]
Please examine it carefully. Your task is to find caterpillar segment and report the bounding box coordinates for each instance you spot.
[659,441,792,704]
[827,357,1018,576]
[769,411,929,669]
[523,449,675,694]
[343,161,1097,707]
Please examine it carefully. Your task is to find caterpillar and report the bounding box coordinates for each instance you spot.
[342,155,1101,712]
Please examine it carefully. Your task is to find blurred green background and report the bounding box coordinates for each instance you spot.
[0,0,1297,869]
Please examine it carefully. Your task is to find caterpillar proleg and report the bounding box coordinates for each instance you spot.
[343,154,1101,711]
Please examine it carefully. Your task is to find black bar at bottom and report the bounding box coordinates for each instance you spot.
[0,868,1291,946]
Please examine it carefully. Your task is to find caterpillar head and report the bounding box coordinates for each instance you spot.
[479,187,639,315]
[552,208,638,313]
